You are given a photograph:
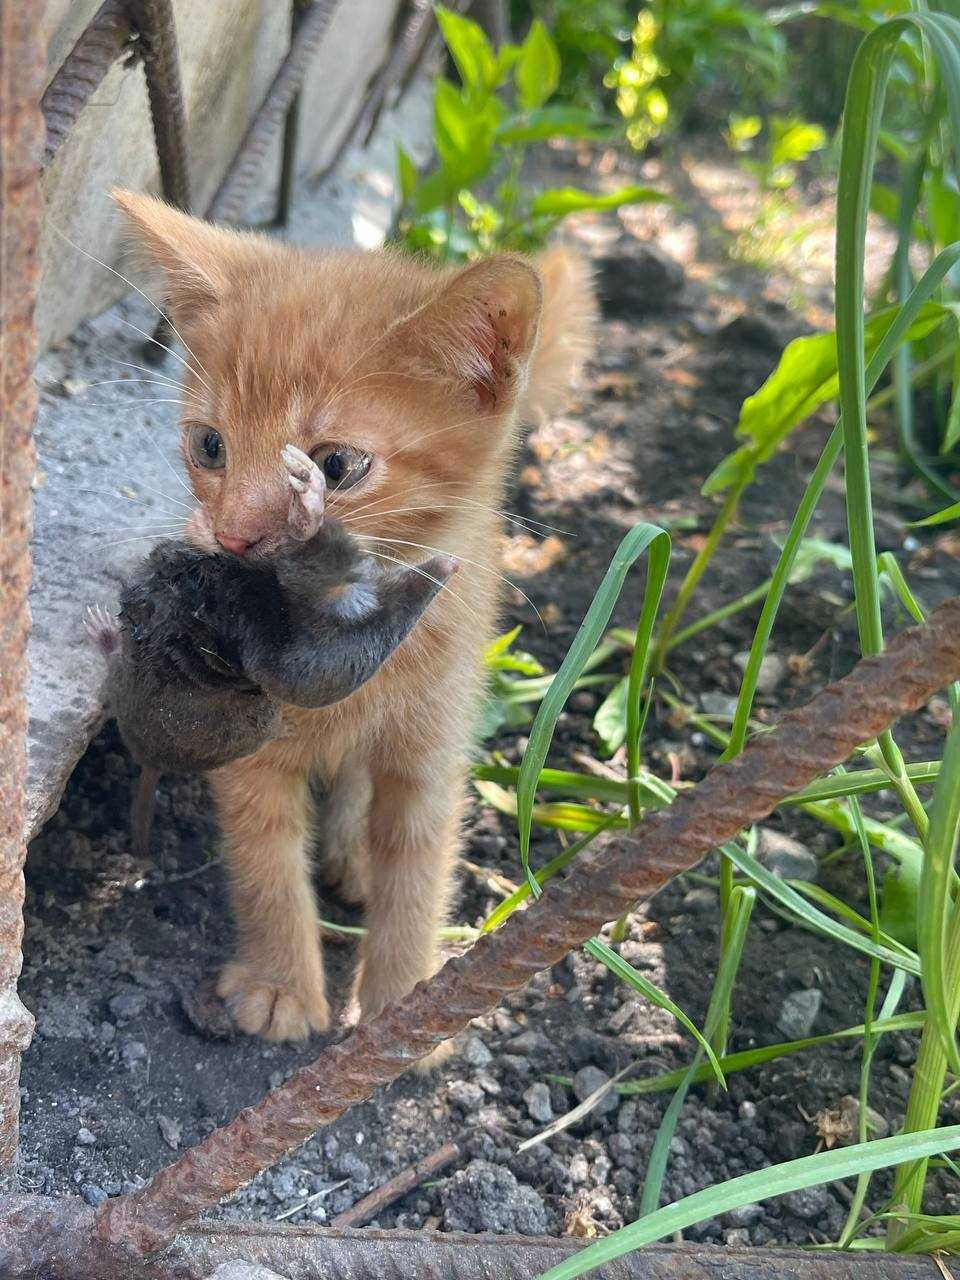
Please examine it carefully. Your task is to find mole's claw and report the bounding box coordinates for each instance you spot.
[283,443,325,540]
[84,603,120,656]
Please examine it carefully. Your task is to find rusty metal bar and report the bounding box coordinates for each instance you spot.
[126,0,191,212]
[39,0,137,171]
[209,0,342,224]
[0,1192,947,1274]
[72,600,960,1257]
[0,1197,946,1279]
[0,1,44,1177]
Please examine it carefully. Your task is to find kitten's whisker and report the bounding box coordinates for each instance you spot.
[83,378,187,393]
[354,535,545,629]
[114,316,215,396]
[50,224,215,388]
[113,474,195,513]
[360,549,481,629]
[133,419,195,500]
[343,501,568,540]
[97,532,184,549]
[55,484,184,519]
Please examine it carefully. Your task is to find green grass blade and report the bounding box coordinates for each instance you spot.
[624,535,672,824]
[638,887,755,1215]
[724,241,960,760]
[480,825,614,934]
[617,1011,926,1097]
[516,523,670,892]
[585,937,724,1084]
[918,713,960,1075]
[537,1127,960,1279]
[721,841,920,974]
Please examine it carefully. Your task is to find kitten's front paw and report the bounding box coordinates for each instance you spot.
[217,959,330,1041]
[282,443,325,541]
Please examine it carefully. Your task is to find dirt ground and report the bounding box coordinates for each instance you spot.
[18,141,960,1246]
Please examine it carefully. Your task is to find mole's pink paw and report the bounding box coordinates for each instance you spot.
[83,604,120,657]
[282,443,325,541]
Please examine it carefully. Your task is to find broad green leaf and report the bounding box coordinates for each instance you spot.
[530,184,667,216]
[433,78,499,190]
[498,105,608,144]
[435,5,497,95]
[514,18,560,111]
[539,1128,960,1278]
[737,304,947,461]
[880,860,920,949]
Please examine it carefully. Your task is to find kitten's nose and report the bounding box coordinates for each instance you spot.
[215,532,258,556]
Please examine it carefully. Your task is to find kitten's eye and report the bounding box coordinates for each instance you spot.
[314,445,371,491]
[187,426,226,470]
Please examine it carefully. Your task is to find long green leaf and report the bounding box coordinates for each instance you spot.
[516,524,670,892]
[638,887,755,1216]
[537,1128,960,1279]
[918,714,960,1075]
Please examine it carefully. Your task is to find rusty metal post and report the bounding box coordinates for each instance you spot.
[40,0,138,171]
[126,0,190,212]
[275,0,313,228]
[0,1,43,1177]
[81,601,960,1257]
[209,0,342,223]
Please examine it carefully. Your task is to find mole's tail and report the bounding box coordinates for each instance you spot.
[131,766,161,857]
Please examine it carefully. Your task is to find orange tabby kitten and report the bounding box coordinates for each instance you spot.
[113,190,594,1044]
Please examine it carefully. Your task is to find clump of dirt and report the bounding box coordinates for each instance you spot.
[17,142,960,1245]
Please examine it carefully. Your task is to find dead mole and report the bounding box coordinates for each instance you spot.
[87,445,455,854]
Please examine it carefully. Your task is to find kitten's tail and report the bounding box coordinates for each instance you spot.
[520,244,597,421]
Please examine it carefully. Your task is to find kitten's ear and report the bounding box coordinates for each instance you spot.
[111,189,257,321]
[400,256,542,411]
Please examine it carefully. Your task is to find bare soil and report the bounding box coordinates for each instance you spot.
[18,141,960,1246]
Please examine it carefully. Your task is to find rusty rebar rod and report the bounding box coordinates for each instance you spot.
[126,0,190,212]
[0,1200,944,1280]
[208,0,342,224]
[39,0,137,170]
[83,600,960,1257]
[0,1,44,1175]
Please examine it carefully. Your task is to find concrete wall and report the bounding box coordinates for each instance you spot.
[38,0,400,348]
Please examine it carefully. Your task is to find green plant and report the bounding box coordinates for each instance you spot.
[606,0,786,149]
[395,7,663,261]
[520,0,631,114]
[459,9,960,1269]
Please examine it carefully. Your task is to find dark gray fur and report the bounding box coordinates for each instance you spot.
[93,521,454,853]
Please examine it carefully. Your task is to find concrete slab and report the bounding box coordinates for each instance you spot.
[25,75,434,839]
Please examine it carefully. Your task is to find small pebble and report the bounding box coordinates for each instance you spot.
[782,1185,832,1220]
[157,1115,182,1149]
[76,1127,96,1147]
[757,828,818,882]
[523,1082,554,1124]
[572,1065,618,1115]
[461,1035,493,1068]
[80,1183,107,1207]
[121,1040,148,1070]
[777,989,822,1040]
[447,1080,485,1111]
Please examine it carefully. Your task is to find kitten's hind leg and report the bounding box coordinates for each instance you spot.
[282,443,325,541]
